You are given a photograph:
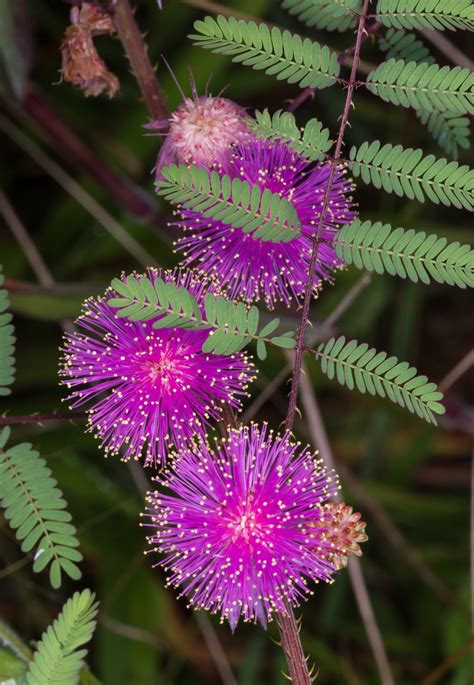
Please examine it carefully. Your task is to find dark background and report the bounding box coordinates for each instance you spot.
[0,1,472,683]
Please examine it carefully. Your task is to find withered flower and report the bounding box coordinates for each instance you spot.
[60,3,119,98]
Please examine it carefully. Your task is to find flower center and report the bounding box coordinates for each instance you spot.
[145,352,179,389]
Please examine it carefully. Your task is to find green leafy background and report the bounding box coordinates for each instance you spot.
[0,1,472,684]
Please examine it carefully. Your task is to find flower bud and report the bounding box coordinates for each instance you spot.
[150,95,250,175]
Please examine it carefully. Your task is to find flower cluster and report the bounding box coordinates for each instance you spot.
[144,424,344,629]
[60,92,366,629]
[173,136,355,308]
[60,269,254,466]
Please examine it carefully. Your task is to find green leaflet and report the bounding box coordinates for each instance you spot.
[375,0,474,31]
[26,590,98,685]
[0,427,82,589]
[157,163,300,243]
[335,219,474,287]
[366,59,474,115]
[348,140,474,210]
[109,275,296,359]
[281,0,362,32]
[189,15,340,90]
[0,266,15,396]
[378,28,434,64]
[250,109,333,161]
[317,336,445,424]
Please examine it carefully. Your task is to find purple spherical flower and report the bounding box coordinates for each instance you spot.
[60,269,255,467]
[143,423,341,629]
[173,138,355,308]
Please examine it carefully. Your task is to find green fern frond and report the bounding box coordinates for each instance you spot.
[281,0,362,32]
[0,267,15,396]
[377,30,471,157]
[378,28,433,63]
[0,427,82,589]
[156,163,301,243]
[375,0,474,31]
[189,15,340,89]
[335,219,474,287]
[317,336,445,424]
[366,59,474,114]
[108,275,296,359]
[348,141,474,209]
[250,109,333,161]
[26,589,98,685]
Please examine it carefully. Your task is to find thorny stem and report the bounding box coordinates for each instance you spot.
[19,88,160,223]
[276,5,370,682]
[288,18,380,113]
[0,412,86,426]
[285,0,370,435]
[110,0,169,121]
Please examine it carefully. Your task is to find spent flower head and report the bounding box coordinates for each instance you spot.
[60,2,119,98]
[173,137,355,308]
[60,269,255,466]
[144,423,345,629]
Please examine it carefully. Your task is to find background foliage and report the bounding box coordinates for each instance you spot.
[0,1,472,684]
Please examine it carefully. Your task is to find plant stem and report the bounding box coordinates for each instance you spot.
[0,412,86,426]
[111,0,169,121]
[288,18,379,113]
[273,7,370,681]
[285,0,370,434]
[19,87,160,223]
[276,608,313,684]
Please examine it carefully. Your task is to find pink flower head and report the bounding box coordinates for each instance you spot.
[148,96,250,177]
[173,137,355,308]
[60,269,255,467]
[144,423,341,629]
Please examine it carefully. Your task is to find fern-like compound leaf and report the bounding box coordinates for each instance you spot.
[417,110,471,159]
[0,267,15,396]
[375,0,474,31]
[281,0,362,32]
[317,336,445,424]
[156,163,301,243]
[0,427,82,589]
[348,141,474,210]
[109,275,296,359]
[189,15,340,89]
[377,30,471,157]
[378,28,433,63]
[26,589,98,685]
[250,109,333,161]
[335,219,474,287]
[366,59,474,115]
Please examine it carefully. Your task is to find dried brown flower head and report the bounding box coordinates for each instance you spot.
[60,3,119,98]
[308,502,368,571]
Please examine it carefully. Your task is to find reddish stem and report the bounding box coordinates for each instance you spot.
[288,19,380,114]
[285,1,370,432]
[111,0,169,122]
[0,412,86,426]
[21,87,160,224]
